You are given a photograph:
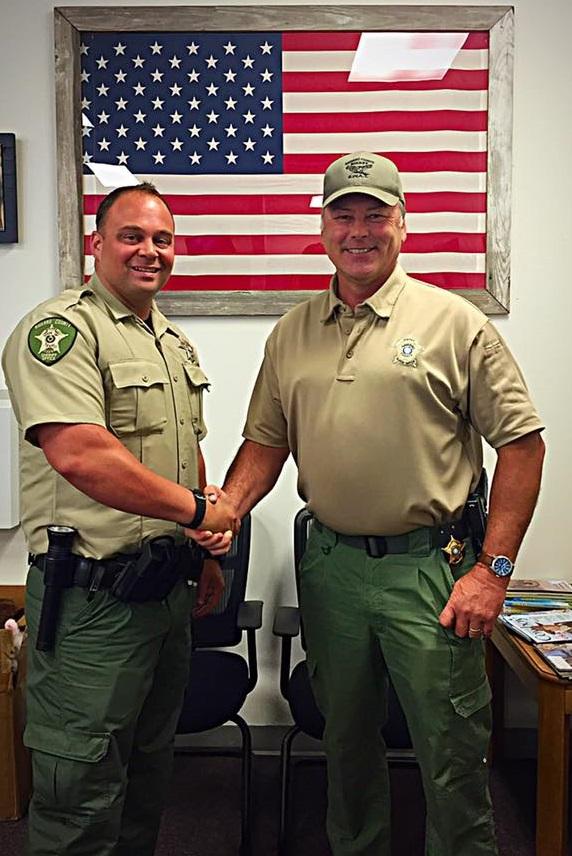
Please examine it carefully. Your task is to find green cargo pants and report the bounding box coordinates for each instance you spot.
[299,522,497,856]
[24,564,194,856]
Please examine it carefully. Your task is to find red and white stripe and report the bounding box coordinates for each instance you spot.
[83,31,488,293]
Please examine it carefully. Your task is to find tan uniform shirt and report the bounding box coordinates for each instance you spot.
[244,265,543,535]
[2,275,209,557]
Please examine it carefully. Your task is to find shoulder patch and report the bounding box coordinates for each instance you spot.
[27,318,78,365]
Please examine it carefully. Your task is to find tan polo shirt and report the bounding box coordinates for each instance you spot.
[2,275,209,557]
[244,264,543,535]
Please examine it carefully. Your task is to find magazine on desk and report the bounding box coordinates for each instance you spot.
[503,580,572,615]
[535,643,572,680]
[507,579,572,595]
[499,609,572,644]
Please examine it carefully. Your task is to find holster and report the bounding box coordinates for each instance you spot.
[110,537,205,602]
[465,469,489,555]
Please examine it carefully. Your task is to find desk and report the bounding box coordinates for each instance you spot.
[489,622,572,856]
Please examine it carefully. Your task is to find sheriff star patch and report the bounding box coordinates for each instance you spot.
[28,318,78,365]
[393,336,423,368]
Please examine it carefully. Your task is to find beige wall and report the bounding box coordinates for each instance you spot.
[0,0,570,726]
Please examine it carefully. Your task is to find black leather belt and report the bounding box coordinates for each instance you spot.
[314,518,470,559]
[29,553,131,590]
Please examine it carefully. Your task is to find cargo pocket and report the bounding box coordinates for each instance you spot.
[445,622,492,719]
[451,675,491,718]
[183,363,210,437]
[24,722,114,812]
[108,360,168,436]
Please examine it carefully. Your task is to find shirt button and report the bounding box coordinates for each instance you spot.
[181,461,187,470]
[142,375,149,382]
[346,350,354,359]
[191,416,198,425]
[179,417,185,425]
[173,375,179,382]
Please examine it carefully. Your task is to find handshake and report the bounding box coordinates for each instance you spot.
[184,485,240,557]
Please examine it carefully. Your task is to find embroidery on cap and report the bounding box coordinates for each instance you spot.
[345,157,375,182]
[393,336,423,368]
[28,318,78,366]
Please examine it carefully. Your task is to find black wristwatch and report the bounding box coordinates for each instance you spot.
[182,489,207,529]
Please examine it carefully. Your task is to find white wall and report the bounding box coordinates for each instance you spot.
[1,0,571,726]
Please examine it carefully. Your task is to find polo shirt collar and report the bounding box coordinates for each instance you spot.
[363,264,408,318]
[319,263,408,323]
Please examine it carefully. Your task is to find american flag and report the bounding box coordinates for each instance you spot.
[80,31,488,293]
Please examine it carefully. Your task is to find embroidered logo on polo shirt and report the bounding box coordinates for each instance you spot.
[28,318,78,365]
[393,337,423,367]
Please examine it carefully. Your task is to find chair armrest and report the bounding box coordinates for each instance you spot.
[237,601,263,692]
[237,600,263,631]
[273,605,300,638]
[273,606,301,700]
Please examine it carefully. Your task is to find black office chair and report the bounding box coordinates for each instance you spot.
[273,508,416,855]
[176,513,262,855]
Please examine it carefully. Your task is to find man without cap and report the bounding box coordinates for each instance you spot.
[200,152,545,854]
[2,182,237,856]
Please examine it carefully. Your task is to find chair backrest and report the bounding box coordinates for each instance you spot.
[191,512,251,649]
[293,508,314,651]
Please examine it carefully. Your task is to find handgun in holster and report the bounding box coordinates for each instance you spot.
[110,536,181,602]
[35,525,77,652]
[465,468,489,556]
[108,536,206,602]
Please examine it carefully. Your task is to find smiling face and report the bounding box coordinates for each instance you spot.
[320,193,406,305]
[91,190,175,318]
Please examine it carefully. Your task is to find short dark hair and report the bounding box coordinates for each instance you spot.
[95,182,174,231]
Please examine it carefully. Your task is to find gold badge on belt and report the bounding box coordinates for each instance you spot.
[442,536,465,566]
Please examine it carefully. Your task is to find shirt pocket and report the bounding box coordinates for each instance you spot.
[108,359,169,436]
[183,363,210,437]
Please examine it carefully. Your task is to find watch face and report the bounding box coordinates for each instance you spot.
[491,555,513,577]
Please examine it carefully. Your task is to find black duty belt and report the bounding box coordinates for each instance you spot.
[313,518,470,560]
[29,553,132,591]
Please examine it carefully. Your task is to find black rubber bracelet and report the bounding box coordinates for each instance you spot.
[182,489,207,529]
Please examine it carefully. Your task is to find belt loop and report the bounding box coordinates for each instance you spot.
[408,526,433,557]
[365,537,387,559]
[315,520,338,551]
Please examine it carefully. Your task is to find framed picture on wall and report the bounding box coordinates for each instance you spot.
[54,6,514,316]
[0,134,18,244]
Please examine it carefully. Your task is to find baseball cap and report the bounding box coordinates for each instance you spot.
[322,152,406,211]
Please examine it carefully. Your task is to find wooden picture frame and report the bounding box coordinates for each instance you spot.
[54,5,514,316]
[0,134,19,244]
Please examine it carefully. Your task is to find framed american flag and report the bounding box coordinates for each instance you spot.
[54,6,514,316]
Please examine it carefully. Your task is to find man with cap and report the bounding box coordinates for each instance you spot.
[2,181,237,856]
[201,152,545,854]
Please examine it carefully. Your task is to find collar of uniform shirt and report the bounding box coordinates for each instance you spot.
[86,274,172,338]
[319,264,408,324]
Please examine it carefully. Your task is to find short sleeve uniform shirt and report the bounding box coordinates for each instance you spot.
[244,265,544,535]
[2,276,209,557]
